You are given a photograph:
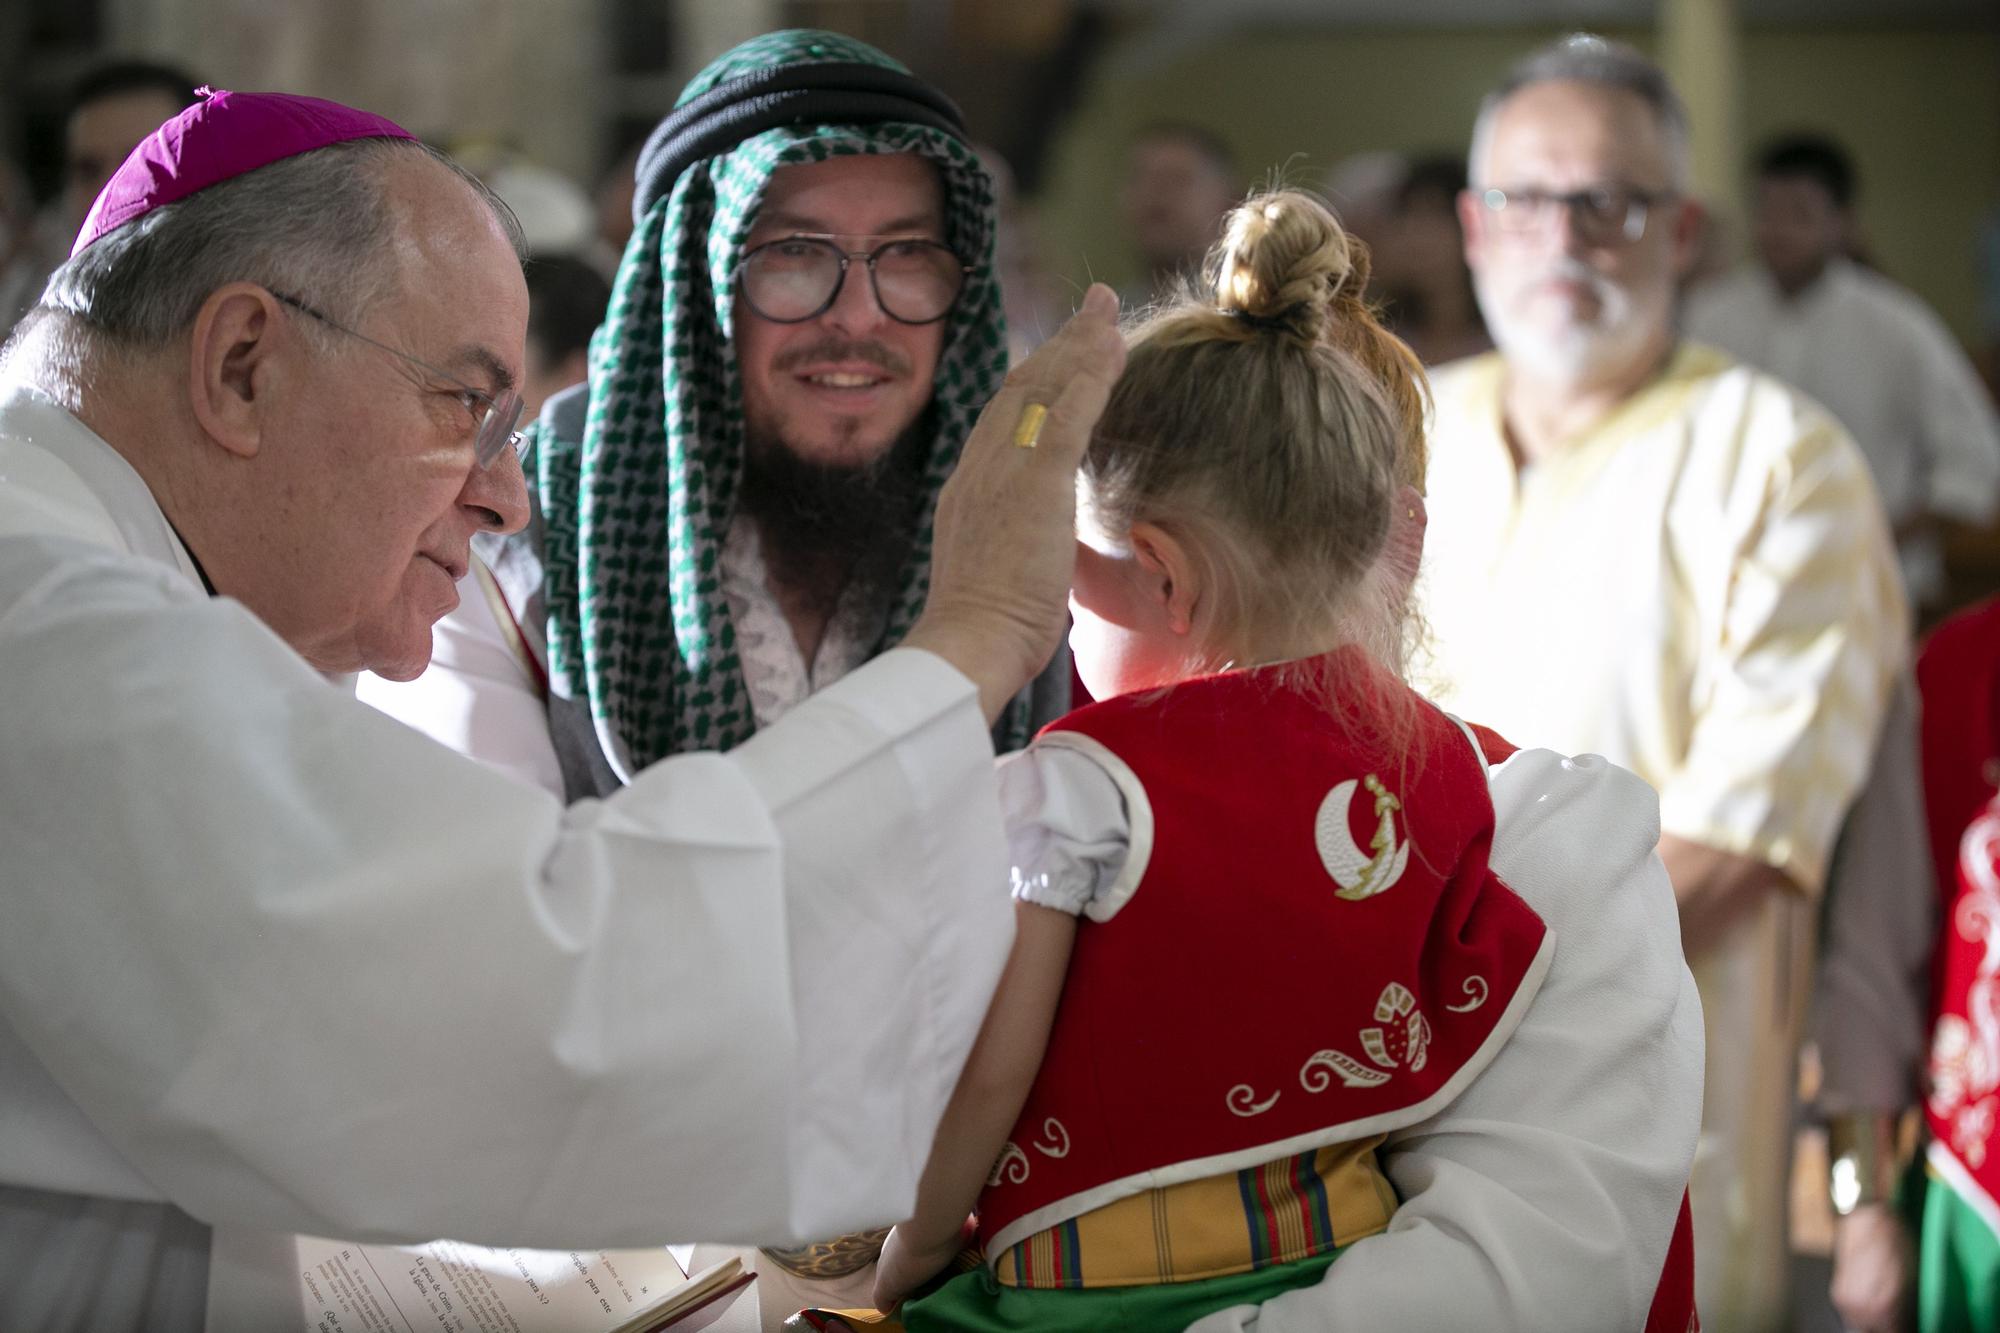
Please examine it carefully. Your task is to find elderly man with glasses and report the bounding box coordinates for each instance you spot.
[1413,35,1906,1329]
[0,77,1129,1332]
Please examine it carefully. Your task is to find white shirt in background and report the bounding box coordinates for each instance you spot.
[1685,258,2000,604]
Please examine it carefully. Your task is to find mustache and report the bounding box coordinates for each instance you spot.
[772,338,911,377]
[1523,257,1616,297]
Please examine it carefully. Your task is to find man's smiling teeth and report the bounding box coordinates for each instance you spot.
[807,372,881,387]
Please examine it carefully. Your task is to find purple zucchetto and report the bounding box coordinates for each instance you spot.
[71,87,416,257]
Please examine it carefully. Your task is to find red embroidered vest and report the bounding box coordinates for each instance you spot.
[1919,598,2000,1223]
[976,653,1553,1259]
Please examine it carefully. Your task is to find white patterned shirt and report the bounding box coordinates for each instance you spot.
[721,518,890,729]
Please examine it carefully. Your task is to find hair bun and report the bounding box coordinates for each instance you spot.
[1212,189,1365,345]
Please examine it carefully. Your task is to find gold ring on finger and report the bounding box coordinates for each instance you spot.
[1013,402,1049,449]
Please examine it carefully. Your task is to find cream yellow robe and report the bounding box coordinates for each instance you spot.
[1416,343,1907,1331]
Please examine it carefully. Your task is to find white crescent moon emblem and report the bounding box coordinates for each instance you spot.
[1315,778,1409,900]
[1316,780,1366,886]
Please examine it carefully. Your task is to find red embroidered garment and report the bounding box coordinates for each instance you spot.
[1644,1194,1700,1332]
[977,652,1553,1259]
[1918,598,2000,1227]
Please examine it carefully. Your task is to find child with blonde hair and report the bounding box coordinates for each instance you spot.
[865,188,1569,1330]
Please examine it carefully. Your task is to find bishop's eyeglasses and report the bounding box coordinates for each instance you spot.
[271,290,526,469]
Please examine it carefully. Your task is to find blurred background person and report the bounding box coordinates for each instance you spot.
[458,142,598,260]
[1117,119,1239,306]
[520,252,610,420]
[1669,94,1990,1333]
[2,57,199,335]
[60,59,199,234]
[1676,206,1739,300]
[1418,36,1905,1330]
[1803,684,1935,1333]
[588,138,643,278]
[1686,133,2000,616]
[1375,153,1491,366]
[0,153,42,335]
[977,142,1069,363]
[1322,149,1406,265]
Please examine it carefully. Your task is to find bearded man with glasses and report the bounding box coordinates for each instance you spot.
[1413,35,1907,1329]
[364,30,1070,801]
[357,29,1076,1325]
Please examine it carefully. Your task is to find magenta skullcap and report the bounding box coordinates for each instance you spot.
[72,87,416,257]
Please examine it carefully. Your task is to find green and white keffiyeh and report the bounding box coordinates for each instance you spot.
[535,30,1013,777]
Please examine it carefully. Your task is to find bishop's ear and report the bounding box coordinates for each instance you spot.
[187,282,286,460]
[1129,520,1201,637]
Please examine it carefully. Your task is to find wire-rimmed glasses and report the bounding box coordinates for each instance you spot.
[270,291,526,468]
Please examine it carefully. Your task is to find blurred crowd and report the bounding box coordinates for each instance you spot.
[6,60,1995,526]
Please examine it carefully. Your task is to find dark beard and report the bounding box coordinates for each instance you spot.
[735,407,934,623]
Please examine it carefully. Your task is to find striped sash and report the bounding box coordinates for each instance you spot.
[996,1137,1393,1290]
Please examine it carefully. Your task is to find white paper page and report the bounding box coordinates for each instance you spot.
[208,1229,699,1333]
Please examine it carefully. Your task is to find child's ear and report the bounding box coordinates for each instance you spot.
[1130,520,1199,636]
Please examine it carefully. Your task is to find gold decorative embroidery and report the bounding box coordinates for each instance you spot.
[1315,774,1409,901]
[759,1227,890,1278]
[1299,982,1432,1092]
[1299,1049,1390,1091]
[1362,982,1431,1072]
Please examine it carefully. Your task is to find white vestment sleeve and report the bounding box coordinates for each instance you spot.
[1185,750,1704,1332]
[0,537,1011,1250]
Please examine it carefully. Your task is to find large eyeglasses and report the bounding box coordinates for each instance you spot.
[270,291,526,469]
[1477,184,1673,245]
[737,235,970,326]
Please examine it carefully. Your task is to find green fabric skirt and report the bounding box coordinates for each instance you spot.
[1918,1161,2000,1333]
[900,1249,1341,1332]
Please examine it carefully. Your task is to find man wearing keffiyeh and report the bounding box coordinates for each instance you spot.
[360,27,1071,1321]
[366,29,1062,795]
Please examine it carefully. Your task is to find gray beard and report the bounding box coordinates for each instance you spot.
[734,408,932,623]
